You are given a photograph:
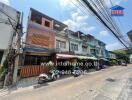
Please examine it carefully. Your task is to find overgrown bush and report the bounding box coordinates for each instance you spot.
[0,59,8,81]
[110,60,118,66]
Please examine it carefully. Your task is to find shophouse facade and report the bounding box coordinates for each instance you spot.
[20,8,72,77]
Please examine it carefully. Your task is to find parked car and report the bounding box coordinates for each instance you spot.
[37,70,60,84]
[72,67,81,77]
[121,61,127,66]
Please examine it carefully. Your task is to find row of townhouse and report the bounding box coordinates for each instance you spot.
[18,8,109,78]
[0,2,117,81]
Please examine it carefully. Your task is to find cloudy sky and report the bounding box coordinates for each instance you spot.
[0,0,132,51]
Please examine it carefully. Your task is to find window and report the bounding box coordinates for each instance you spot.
[90,49,95,54]
[61,42,66,48]
[45,20,50,27]
[56,40,60,49]
[71,43,78,51]
[31,13,42,25]
[35,18,42,25]
[82,47,87,52]
[101,50,104,55]
[95,50,99,54]
[56,40,66,49]
[24,55,51,65]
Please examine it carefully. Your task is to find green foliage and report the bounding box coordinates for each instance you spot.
[113,50,127,55]
[0,59,8,81]
[46,61,55,70]
[113,50,130,62]
[110,60,118,66]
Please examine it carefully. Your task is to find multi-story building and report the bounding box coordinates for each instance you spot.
[24,8,57,66]
[20,8,71,77]
[67,30,83,55]
[79,32,90,56]
[55,24,69,53]
[24,8,70,65]
[0,2,21,66]
[86,34,99,57]
[21,8,59,77]
[85,34,107,59]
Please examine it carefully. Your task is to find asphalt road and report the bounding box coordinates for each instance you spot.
[1,65,132,100]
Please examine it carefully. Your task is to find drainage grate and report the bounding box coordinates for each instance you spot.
[106,78,116,82]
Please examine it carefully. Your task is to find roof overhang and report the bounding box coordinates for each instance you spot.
[56,54,76,59]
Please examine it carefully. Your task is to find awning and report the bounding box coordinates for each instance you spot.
[56,54,97,60]
[23,46,55,55]
[99,58,109,61]
[76,55,97,60]
[89,56,98,60]
[56,54,76,59]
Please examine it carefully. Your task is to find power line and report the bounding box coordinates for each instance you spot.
[0,8,18,23]
[78,0,130,48]
[77,0,130,50]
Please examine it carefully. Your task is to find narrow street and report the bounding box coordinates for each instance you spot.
[1,65,132,100]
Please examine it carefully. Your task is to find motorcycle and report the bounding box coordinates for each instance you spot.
[72,67,81,77]
[37,70,60,84]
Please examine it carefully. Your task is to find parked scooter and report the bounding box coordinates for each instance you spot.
[37,70,60,84]
[72,67,81,77]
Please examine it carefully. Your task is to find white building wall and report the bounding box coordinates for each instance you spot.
[82,48,88,55]
[0,2,20,65]
[0,23,14,49]
[55,35,69,52]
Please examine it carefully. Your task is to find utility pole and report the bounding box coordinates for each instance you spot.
[0,5,23,86]
[12,12,23,84]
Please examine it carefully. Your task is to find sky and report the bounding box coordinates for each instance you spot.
[0,0,132,51]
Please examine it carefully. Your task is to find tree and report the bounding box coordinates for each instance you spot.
[113,50,130,63]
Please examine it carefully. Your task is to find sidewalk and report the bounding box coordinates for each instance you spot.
[0,75,73,97]
[0,88,8,97]
[118,77,132,100]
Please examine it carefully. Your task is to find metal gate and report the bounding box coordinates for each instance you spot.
[20,65,49,78]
